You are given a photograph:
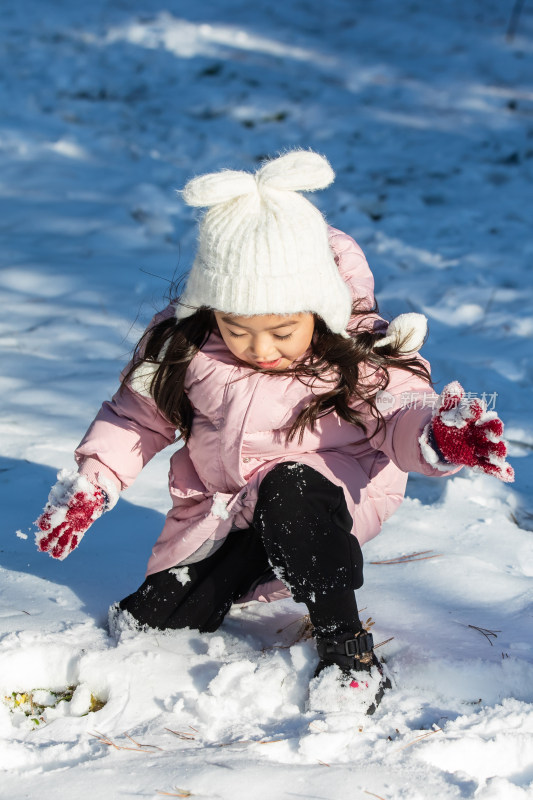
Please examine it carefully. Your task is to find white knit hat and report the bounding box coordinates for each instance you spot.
[176,150,353,336]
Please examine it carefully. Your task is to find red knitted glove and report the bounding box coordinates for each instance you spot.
[423,381,514,483]
[35,470,118,560]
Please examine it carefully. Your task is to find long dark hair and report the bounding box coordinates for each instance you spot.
[122,300,432,445]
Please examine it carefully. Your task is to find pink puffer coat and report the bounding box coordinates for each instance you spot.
[75,228,458,600]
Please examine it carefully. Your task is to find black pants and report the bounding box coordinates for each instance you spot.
[119,463,364,635]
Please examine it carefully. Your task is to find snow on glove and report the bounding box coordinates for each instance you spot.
[419,381,514,483]
[35,470,119,560]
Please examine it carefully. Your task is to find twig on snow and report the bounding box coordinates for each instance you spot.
[397,727,443,751]
[89,730,163,753]
[468,624,501,646]
[369,550,443,565]
[124,732,164,750]
[269,614,314,649]
[276,614,313,640]
[165,726,284,748]
[156,789,192,798]
[276,616,306,634]
[374,637,394,649]
[217,736,286,747]
[165,727,197,741]
[364,791,387,800]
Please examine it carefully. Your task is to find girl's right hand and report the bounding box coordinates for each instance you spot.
[35,470,118,560]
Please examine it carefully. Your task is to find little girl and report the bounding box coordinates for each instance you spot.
[35,150,513,714]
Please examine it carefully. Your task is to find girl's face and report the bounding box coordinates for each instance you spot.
[214,311,315,371]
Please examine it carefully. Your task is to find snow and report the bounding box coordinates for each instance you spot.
[169,566,191,586]
[1,0,532,797]
[211,493,230,520]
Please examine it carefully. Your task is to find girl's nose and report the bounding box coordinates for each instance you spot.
[251,335,276,360]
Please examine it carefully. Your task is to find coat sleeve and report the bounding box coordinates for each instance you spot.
[354,367,461,477]
[75,304,178,491]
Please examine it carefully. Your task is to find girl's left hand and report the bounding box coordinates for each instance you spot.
[427,381,514,482]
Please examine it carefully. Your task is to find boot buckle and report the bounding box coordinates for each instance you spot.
[343,632,374,658]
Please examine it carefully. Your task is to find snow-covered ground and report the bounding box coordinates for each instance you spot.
[1,1,533,797]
